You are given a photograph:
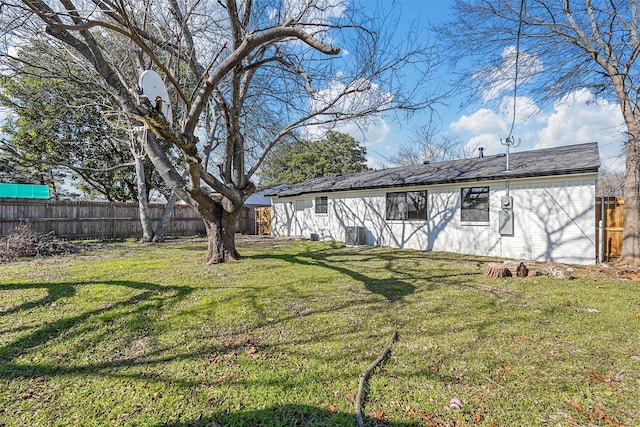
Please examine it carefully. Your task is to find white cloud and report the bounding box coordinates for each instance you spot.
[344,117,390,145]
[302,75,392,164]
[476,46,543,103]
[534,89,626,172]
[450,105,514,157]
[536,88,625,148]
[464,134,510,158]
[309,78,393,114]
[305,114,391,153]
[450,96,541,139]
[0,107,11,142]
[447,88,626,171]
[450,108,506,135]
[268,0,346,40]
[288,0,346,22]
[0,35,22,76]
[303,118,391,171]
[305,76,393,146]
[367,155,380,169]
[499,96,542,125]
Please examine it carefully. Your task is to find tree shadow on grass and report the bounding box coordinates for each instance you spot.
[246,247,417,302]
[153,404,425,426]
[0,280,194,382]
[245,244,485,303]
[0,282,77,316]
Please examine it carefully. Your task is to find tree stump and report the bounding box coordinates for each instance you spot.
[516,262,529,277]
[503,261,529,277]
[485,261,536,278]
[483,262,511,278]
[542,263,574,279]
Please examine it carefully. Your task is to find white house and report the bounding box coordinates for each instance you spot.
[269,142,600,265]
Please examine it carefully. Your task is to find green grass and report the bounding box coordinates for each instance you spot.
[0,237,638,426]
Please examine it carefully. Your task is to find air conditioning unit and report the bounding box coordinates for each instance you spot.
[345,226,367,246]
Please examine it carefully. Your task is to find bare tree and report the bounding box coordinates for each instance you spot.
[442,0,640,265]
[597,167,625,197]
[387,116,468,166]
[1,0,437,264]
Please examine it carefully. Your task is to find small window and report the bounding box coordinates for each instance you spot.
[315,196,328,214]
[461,186,489,222]
[386,191,427,220]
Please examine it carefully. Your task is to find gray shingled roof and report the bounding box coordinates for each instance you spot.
[245,185,287,206]
[271,142,600,197]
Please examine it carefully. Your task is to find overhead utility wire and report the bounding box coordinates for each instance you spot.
[506,0,526,141]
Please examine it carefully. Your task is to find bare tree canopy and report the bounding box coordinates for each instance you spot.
[442,0,640,265]
[387,115,469,166]
[0,0,438,264]
[597,167,625,197]
[443,0,640,107]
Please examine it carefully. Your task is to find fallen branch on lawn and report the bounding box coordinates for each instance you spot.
[355,330,398,427]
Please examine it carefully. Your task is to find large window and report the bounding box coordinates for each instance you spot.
[386,191,427,220]
[315,196,328,214]
[461,186,489,222]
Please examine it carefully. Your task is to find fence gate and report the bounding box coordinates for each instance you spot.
[596,196,623,262]
[255,207,271,235]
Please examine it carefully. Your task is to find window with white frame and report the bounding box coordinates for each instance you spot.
[315,196,328,214]
[386,191,427,220]
[461,186,489,222]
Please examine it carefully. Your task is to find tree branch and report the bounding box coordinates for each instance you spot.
[355,331,398,427]
[185,24,340,135]
[0,140,135,173]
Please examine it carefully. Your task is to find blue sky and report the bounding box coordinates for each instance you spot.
[344,0,627,172]
[0,0,626,175]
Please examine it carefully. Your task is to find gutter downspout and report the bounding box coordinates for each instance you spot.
[598,198,605,263]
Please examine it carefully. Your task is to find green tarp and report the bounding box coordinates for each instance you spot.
[0,183,50,199]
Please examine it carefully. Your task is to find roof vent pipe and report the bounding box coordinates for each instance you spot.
[478,147,484,158]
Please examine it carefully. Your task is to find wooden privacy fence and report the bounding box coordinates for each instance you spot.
[595,196,623,262]
[0,198,206,240]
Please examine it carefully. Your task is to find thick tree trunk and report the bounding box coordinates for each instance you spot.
[222,207,241,260]
[201,201,242,264]
[142,127,244,264]
[203,216,224,265]
[620,138,640,266]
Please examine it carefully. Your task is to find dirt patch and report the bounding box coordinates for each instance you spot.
[581,263,640,282]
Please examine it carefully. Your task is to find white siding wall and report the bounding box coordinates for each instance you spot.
[271,175,597,264]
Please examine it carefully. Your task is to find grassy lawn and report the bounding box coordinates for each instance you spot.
[0,237,639,426]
